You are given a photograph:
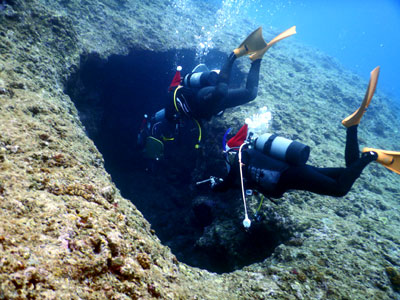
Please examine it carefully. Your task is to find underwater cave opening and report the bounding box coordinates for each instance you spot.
[65,49,292,273]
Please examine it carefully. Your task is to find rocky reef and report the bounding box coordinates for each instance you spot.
[1,0,400,299]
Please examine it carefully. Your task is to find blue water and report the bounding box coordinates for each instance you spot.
[250,0,400,101]
[191,0,400,101]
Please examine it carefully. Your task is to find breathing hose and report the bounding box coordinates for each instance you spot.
[238,142,251,228]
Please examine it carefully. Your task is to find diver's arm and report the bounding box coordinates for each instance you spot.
[212,155,239,192]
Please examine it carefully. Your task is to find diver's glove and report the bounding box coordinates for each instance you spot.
[210,176,223,188]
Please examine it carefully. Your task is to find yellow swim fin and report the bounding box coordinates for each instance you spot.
[362,147,400,174]
[233,27,268,58]
[342,66,380,128]
[249,26,297,61]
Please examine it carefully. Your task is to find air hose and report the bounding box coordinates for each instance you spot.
[238,142,251,228]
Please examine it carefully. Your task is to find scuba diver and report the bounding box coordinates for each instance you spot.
[209,66,400,227]
[138,26,297,160]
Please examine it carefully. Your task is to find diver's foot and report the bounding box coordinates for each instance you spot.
[249,26,297,61]
[362,147,400,174]
[233,45,249,58]
[341,107,367,128]
[233,27,267,58]
[249,45,269,61]
[361,150,378,162]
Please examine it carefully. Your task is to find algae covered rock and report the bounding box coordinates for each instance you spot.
[386,266,400,291]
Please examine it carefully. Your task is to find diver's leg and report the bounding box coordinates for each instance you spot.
[345,125,360,167]
[245,58,261,96]
[216,59,261,110]
[218,52,237,84]
[315,167,342,180]
[278,165,344,196]
[278,152,376,197]
[195,53,260,115]
[337,152,377,193]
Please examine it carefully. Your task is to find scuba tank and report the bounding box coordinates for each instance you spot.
[183,64,219,88]
[183,71,218,88]
[254,133,310,165]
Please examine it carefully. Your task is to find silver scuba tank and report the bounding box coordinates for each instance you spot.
[183,71,218,88]
[183,64,218,88]
[254,133,310,165]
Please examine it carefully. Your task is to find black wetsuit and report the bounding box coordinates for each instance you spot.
[214,125,377,198]
[166,52,261,121]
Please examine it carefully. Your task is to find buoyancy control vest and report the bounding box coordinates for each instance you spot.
[242,149,289,197]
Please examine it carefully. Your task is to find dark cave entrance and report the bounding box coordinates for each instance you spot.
[65,49,292,273]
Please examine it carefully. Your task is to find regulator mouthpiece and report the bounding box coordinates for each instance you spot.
[243,216,251,228]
